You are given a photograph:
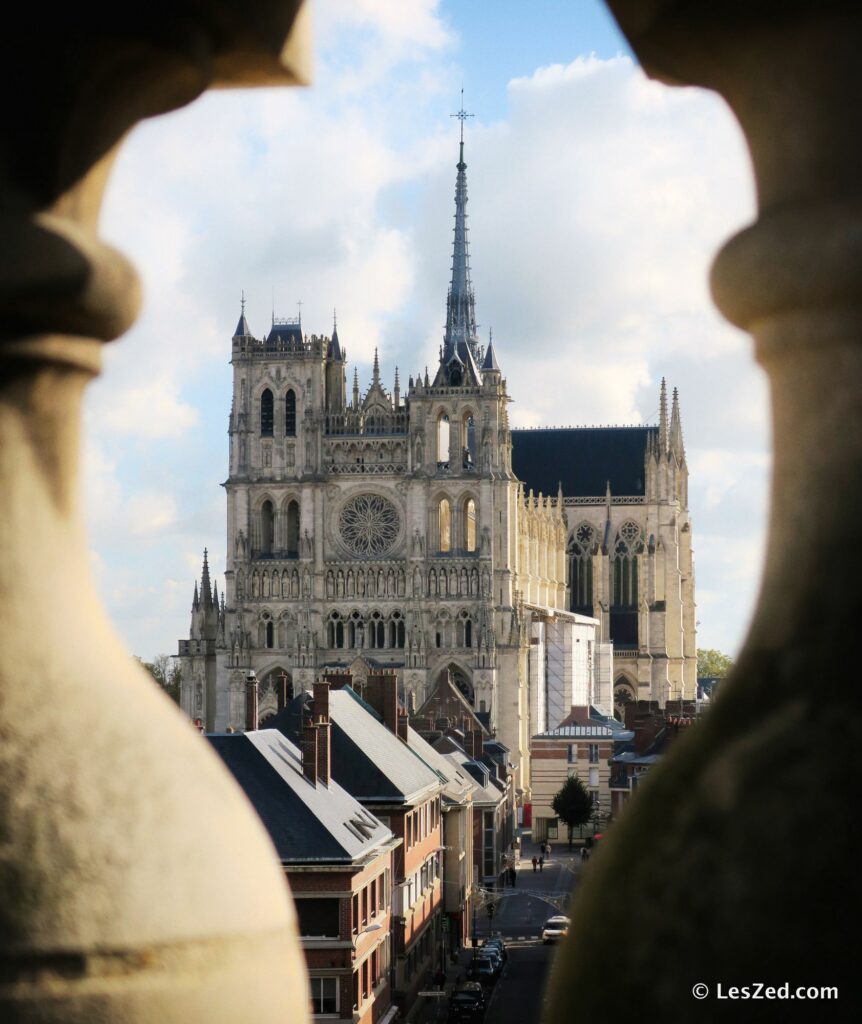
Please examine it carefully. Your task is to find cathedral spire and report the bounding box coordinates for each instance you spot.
[670,386,685,458]
[233,292,251,339]
[659,377,669,453]
[372,347,380,386]
[352,367,360,408]
[445,93,478,359]
[200,549,212,609]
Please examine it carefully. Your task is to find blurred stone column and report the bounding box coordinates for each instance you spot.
[0,3,313,1022]
[548,2,861,1018]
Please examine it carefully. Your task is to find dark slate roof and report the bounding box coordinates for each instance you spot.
[511,426,657,498]
[268,689,441,805]
[481,340,499,371]
[208,731,392,864]
[234,312,251,338]
[327,328,343,361]
[267,321,304,347]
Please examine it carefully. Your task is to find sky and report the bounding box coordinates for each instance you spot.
[88,0,768,664]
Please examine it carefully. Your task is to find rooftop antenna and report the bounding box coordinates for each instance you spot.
[297,299,303,328]
[241,290,246,316]
[271,285,275,326]
[333,307,337,332]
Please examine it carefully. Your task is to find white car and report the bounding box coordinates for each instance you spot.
[541,916,570,944]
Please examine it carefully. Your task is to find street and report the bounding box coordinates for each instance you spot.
[482,840,583,1024]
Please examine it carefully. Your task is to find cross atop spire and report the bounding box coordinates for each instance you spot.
[451,87,474,148]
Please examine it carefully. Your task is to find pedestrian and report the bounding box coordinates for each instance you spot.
[509,866,516,887]
[539,855,544,872]
[545,843,551,860]
[580,847,586,862]
[434,968,445,990]
[532,856,537,872]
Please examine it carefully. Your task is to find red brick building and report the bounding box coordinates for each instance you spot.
[210,682,400,1024]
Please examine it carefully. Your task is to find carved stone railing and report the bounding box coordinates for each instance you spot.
[0,4,312,1021]
[547,2,860,1018]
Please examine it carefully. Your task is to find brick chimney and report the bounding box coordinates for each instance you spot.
[396,708,409,743]
[366,671,399,735]
[313,681,331,787]
[245,672,259,732]
[468,729,484,759]
[277,671,290,712]
[301,722,318,785]
[322,670,353,691]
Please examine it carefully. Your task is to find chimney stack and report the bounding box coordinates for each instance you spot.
[366,671,399,735]
[322,670,353,691]
[301,721,319,785]
[396,708,409,743]
[468,729,484,760]
[313,681,331,786]
[277,671,290,711]
[245,672,259,732]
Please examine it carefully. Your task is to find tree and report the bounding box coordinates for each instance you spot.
[697,648,734,678]
[551,775,595,848]
[136,654,182,705]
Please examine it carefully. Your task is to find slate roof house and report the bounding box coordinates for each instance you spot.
[209,685,400,1024]
[268,672,446,1014]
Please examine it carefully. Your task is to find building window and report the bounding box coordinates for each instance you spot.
[588,744,599,764]
[286,500,300,557]
[261,499,275,555]
[265,620,274,649]
[328,613,344,649]
[310,977,338,1015]
[285,389,296,436]
[462,413,476,468]
[464,497,477,552]
[437,413,450,466]
[612,521,641,607]
[260,388,274,436]
[568,523,595,612]
[439,498,451,552]
[567,744,575,764]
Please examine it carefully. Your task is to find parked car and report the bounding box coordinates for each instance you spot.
[483,938,508,962]
[465,957,497,985]
[448,987,486,1021]
[541,915,570,944]
[476,945,503,971]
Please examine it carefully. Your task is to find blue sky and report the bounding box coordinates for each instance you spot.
[90,0,766,663]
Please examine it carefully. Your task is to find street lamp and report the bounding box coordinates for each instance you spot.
[352,922,382,959]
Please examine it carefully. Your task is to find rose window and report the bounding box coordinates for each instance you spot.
[339,494,401,557]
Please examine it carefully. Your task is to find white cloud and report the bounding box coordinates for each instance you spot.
[88,11,767,660]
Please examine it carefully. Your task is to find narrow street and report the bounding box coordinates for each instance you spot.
[482,840,583,1024]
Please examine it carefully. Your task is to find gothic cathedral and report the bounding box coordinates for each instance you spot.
[178,128,696,787]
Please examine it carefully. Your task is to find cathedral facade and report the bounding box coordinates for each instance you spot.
[178,130,696,788]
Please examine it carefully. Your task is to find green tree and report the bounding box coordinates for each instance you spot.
[697,648,734,678]
[136,654,182,705]
[551,775,594,848]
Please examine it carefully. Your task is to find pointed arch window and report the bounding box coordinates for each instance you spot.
[437,414,450,467]
[389,611,405,649]
[261,500,275,556]
[286,500,300,558]
[285,390,296,436]
[439,499,451,553]
[328,612,344,649]
[369,611,385,649]
[464,498,477,553]
[265,620,274,649]
[568,523,595,612]
[612,521,641,608]
[260,388,274,436]
[462,413,476,469]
